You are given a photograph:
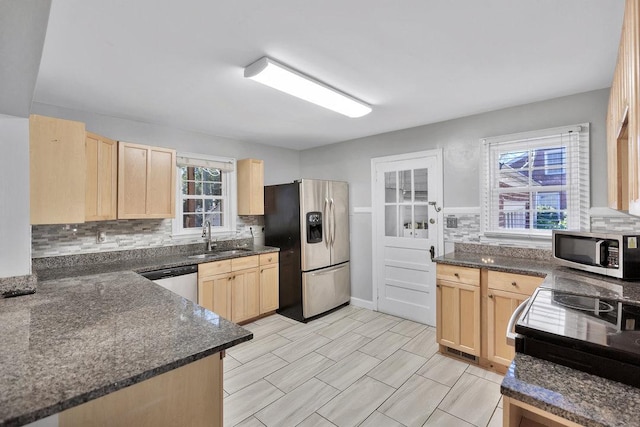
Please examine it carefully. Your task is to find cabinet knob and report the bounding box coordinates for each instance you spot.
[227,277,232,281]
[436,284,440,288]
[261,269,264,273]
[454,273,460,278]
[511,281,517,287]
[268,257,272,262]
[488,294,494,299]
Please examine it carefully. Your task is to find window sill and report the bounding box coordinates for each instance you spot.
[480,233,552,249]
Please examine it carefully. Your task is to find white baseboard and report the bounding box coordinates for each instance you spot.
[350,297,375,310]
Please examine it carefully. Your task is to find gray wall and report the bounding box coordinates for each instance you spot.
[31,103,301,186]
[0,116,31,277]
[299,88,610,302]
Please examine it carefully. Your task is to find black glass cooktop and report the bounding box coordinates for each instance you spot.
[515,288,640,387]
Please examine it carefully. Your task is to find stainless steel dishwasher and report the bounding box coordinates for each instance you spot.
[140,264,198,303]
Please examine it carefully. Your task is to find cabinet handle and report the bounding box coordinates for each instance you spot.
[511,281,517,287]
[261,269,264,273]
[488,294,494,299]
[268,257,272,262]
[454,273,460,278]
[436,284,440,288]
[227,277,232,281]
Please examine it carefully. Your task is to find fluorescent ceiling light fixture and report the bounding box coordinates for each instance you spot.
[244,57,372,118]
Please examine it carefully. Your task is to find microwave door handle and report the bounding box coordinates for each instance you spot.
[506,297,530,346]
[595,240,604,266]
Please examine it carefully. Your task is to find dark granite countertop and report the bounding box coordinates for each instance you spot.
[34,245,280,282]
[0,271,253,426]
[502,354,640,427]
[433,251,552,277]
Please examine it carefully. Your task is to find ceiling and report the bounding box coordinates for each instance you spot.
[34,0,625,150]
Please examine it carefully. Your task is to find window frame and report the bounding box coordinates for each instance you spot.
[172,153,237,238]
[480,123,590,245]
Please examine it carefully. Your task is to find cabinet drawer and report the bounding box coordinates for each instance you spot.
[436,264,479,286]
[199,260,231,277]
[232,255,259,270]
[487,270,543,296]
[259,252,278,265]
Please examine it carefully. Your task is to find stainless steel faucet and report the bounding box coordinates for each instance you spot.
[202,220,216,251]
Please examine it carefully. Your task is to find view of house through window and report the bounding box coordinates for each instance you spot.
[482,124,589,238]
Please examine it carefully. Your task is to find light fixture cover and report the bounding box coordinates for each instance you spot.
[244,57,371,118]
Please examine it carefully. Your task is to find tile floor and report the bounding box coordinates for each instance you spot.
[224,305,504,427]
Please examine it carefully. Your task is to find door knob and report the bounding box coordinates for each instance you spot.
[429,246,435,260]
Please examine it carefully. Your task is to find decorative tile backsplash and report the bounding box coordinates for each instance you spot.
[443,213,481,244]
[32,216,264,258]
[590,214,640,233]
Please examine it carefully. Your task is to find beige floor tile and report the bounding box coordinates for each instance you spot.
[389,318,428,337]
[319,305,362,323]
[488,407,503,427]
[255,378,339,427]
[367,350,427,388]
[297,413,337,427]
[317,376,395,427]
[316,316,365,340]
[234,416,266,427]
[465,364,505,385]
[272,332,331,363]
[224,380,284,427]
[278,319,329,341]
[315,331,371,361]
[352,316,401,339]
[224,354,242,373]
[347,308,380,323]
[379,375,449,427]
[423,409,474,426]
[265,352,335,393]
[401,328,439,358]
[244,318,296,340]
[224,352,288,394]
[438,373,502,427]
[416,353,468,387]
[359,331,411,360]
[228,334,292,364]
[359,411,404,427]
[316,350,380,390]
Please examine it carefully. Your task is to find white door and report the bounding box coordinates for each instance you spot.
[372,150,443,326]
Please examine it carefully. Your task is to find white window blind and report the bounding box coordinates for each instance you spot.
[481,124,590,239]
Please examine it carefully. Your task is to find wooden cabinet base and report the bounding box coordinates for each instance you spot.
[59,353,222,427]
[503,396,582,427]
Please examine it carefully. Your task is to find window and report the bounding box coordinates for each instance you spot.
[173,153,236,236]
[481,124,589,239]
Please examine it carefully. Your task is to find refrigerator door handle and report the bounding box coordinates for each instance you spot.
[330,197,336,247]
[324,197,330,248]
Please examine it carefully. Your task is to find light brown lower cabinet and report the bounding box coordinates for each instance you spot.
[503,396,582,427]
[436,272,481,357]
[198,253,279,323]
[59,353,223,427]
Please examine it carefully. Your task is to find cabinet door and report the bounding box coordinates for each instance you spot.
[148,146,176,217]
[231,268,260,323]
[30,115,86,225]
[86,132,117,221]
[198,273,231,320]
[237,158,264,215]
[260,263,279,313]
[487,289,527,367]
[118,142,148,218]
[436,280,480,356]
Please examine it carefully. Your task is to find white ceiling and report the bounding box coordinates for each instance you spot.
[34,0,625,150]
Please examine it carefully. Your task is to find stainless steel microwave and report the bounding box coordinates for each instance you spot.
[552,230,640,280]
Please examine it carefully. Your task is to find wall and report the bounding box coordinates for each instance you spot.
[298,88,613,302]
[0,116,31,277]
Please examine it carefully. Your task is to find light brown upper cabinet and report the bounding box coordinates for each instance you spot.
[118,141,176,219]
[607,0,639,215]
[237,158,264,215]
[30,115,86,225]
[85,132,117,221]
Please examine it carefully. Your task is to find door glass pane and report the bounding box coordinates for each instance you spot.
[385,205,397,236]
[414,168,428,202]
[414,205,429,239]
[399,170,412,202]
[402,205,413,237]
[385,172,397,203]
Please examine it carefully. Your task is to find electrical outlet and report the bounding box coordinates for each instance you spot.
[446,216,458,228]
[96,230,107,243]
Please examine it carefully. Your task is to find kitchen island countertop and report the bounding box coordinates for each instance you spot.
[0,270,252,426]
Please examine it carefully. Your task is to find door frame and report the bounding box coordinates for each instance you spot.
[370,149,444,312]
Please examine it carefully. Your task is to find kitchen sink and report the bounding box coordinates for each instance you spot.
[187,247,253,259]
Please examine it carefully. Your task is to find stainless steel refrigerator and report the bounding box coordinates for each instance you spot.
[264,179,350,322]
